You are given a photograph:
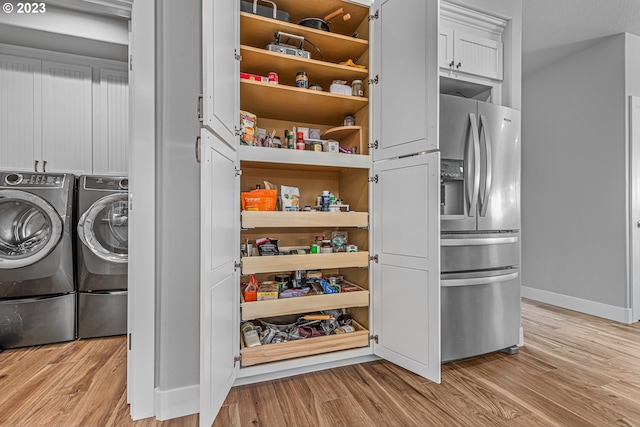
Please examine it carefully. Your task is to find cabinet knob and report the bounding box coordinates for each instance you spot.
[449,60,454,68]
[456,62,462,69]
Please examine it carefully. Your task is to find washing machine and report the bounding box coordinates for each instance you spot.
[76,175,128,338]
[0,171,76,349]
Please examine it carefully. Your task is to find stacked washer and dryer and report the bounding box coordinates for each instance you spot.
[0,172,128,349]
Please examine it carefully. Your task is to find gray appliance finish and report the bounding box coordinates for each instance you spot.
[76,175,128,339]
[439,94,521,362]
[0,171,76,348]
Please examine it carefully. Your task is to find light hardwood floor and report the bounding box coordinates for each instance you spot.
[1,299,639,426]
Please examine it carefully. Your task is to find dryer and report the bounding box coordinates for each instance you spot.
[0,171,75,349]
[76,175,128,338]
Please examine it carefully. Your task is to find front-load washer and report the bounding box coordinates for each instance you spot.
[76,175,128,338]
[0,171,75,348]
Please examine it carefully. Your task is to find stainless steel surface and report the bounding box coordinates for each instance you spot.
[77,291,127,338]
[440,94,521,232]
[441,232,520,273]
[0,172,74,298]
[0,293,75,349]
[441,269,520,362]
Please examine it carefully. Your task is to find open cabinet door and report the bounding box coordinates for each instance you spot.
[372,152,441,382]
[200,0,239,425]
[370,0,441,382]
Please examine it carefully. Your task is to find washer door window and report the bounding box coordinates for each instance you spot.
[78,194,128,263]
[0,190,63,269]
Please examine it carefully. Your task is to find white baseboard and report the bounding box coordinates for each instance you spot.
[522,286,633,324]
[154,384,199,421]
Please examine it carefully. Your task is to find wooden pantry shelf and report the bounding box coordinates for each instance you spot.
[240,12,369,64]
[240,79,368,125]
[238,146,370,169]
[240,320,369,366]
[240,281,369,320]
[240,45,369,90]
[241,251,370,274]
[241,210,368,228]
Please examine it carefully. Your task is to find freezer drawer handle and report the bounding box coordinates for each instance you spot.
[441,271,519,287]
[441,236,518,246]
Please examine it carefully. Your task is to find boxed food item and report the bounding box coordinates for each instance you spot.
[241,189,277,211]
[257,282,280,300]
[240,110,257,146]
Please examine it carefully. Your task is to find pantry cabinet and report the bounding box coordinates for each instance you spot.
[199,0,440,424]
[439,2,506,81]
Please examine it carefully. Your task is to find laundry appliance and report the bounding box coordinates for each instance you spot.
[76,175,128,339]
[439,94,521,362]
[0,171,76,349]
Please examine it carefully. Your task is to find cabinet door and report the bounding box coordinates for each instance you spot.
[41,61,93,174]
[371,0,438,161]
[93,69,129,175]
[0,54,41,172]
[454,30,503,80]
[199,128,239,426]
[202,0,238,144]
[372,152,441,383]
[439,25,454,70]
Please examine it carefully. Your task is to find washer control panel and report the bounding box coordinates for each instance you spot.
[1,173,64,188]
[84,176,129,192]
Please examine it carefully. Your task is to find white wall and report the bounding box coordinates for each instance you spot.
[521,34,629,319]
[153,0,201,420]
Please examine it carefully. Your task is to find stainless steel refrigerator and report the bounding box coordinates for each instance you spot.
[439,94,521,362]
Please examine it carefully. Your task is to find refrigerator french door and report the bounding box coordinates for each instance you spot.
[439,94,521,362]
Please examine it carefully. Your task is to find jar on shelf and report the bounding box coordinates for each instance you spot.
[344,114,356,126]
[351,80,364,97]
[320,240,332,253]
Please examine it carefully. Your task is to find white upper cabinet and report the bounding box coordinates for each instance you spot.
[93,69,129,175]
[371,0,438,160]
[0,54,41,172]
[41,61,93,174]
[439,2,506,81]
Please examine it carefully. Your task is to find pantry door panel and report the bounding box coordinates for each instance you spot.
[370,0,438,161]
[202,0,238,145]
[372,151,441,383]
[199,128,239,426]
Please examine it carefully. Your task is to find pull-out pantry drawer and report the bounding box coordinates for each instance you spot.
[240,320,369,366]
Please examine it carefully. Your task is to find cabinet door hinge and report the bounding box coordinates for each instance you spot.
[235,168,242,177]
[368,140,379,150]
[369,254,379,263]
[129,54,133,71]
[368,10,379,21]
[234,49,242,61]
[234,355,241,367]
[370,334,379,343]
[128,333,132,350]
[234,126,242,136]
[367,74,379,85]
[197,94,203,122]
[368,175,379,184]
[234,261,242,271]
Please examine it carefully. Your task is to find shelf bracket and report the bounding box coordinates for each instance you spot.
[368,10,379,21]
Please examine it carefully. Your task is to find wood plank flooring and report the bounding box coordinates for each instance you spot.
[1,299,639,426]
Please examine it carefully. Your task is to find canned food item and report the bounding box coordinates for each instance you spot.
[333,325,355,334]
[268,72,279,84]
[296,71,309,88]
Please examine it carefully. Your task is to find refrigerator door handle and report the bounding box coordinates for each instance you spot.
[479,114,493,217]
[466,113,481,217]
[441,271,519,287]
[441,236,519,246]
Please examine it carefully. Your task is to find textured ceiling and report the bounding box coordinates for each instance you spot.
[522,0,640,76]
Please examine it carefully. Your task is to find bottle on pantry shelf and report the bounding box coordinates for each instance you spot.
[296,131,305,150]
[321,190,331,211]
[320,240,332,253]
[296,71,309,89]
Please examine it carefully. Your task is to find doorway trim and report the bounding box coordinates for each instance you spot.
[629,95,640,323]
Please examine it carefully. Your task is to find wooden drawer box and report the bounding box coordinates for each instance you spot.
[241,282,369,320]
[241,251,369,274]
[241,321,369,366]
[241,210,369,228]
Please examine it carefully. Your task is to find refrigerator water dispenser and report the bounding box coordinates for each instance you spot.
[440,159,465,216]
